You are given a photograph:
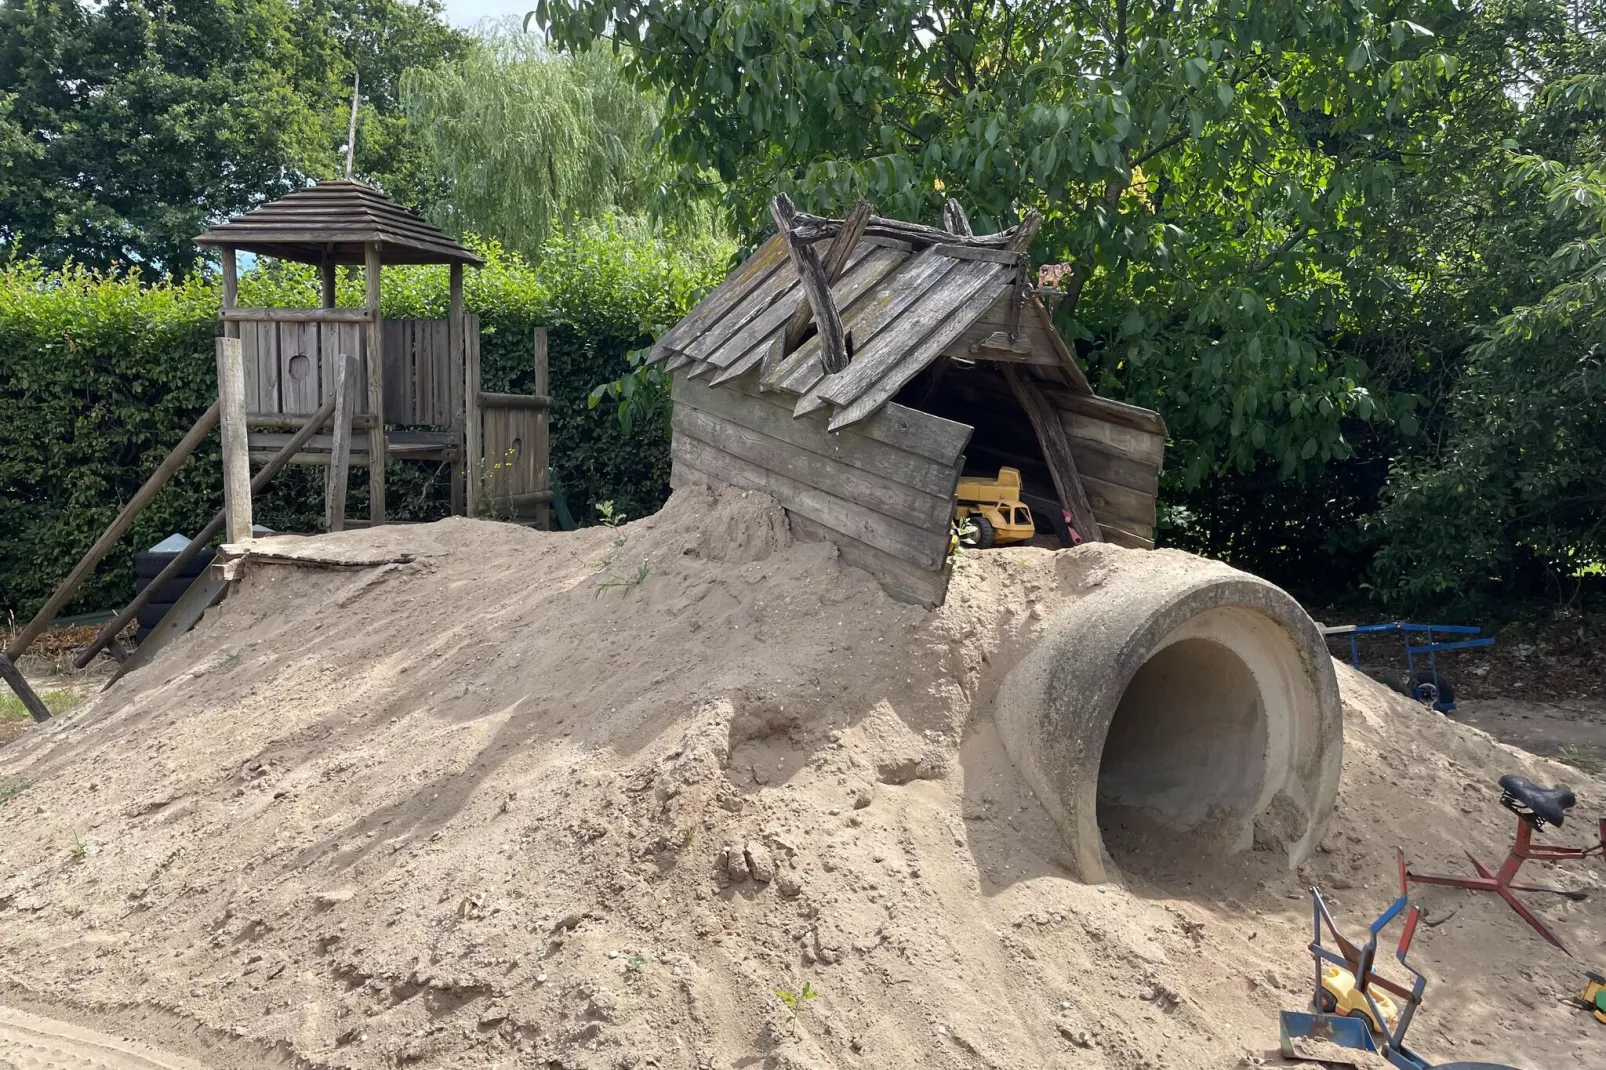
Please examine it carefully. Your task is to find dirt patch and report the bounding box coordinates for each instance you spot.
[0,486,1599,1070]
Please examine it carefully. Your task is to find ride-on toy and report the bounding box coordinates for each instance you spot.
[1405,773,1602,952]
[1280,853,1520,1070]
[1318,621,1493,713]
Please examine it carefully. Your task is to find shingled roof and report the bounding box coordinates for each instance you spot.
[195,180,483,267]
[647,209,1086,432]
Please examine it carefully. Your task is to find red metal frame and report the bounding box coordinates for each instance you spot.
[1404,815,1605,952]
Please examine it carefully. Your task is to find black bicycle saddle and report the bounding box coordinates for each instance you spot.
[1498,773,1576,829]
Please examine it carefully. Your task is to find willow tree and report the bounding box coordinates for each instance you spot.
[401,24,702,257]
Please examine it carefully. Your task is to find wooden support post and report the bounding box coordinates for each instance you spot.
[220,246,239,340]
[781,199,873,354]
[320,249,337,309]
[74,391,341,669]
[465,316,482,518]
[216,337,253,544]
[448,262,466,516]
[324,353,358,531]
[532,326,550,530]
[942,198,973,236]
[365,241,386,524]
[770,193,850,374]
[0,653,51,723]
[4,401,220,662]
[1003,365,1102,543]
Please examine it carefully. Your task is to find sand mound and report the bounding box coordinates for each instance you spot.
[0,486,1600,1070]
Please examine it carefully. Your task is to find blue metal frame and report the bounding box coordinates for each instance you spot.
[1324,621,1494,712]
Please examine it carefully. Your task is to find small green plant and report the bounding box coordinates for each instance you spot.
[625,952,645,972]
[775,981,818,1015]
[947,519,976,561]
[679,824,697,846]
[69,832,86,862]
[1,688,86,721]
[595,499,627,527]
[1556,744,1604,776]
[595,561,650,596]
[0,781,31,806]
[476,446,521,521]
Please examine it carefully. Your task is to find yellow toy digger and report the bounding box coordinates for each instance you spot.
[953,468,1035,549]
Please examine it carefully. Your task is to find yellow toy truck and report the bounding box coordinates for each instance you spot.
[953,467,1036,548]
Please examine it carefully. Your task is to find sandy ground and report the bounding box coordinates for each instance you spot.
[0,486,1602,1070]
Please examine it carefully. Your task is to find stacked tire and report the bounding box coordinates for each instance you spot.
[132,542,215,647]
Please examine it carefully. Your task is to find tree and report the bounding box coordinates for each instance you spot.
[532,0,1459,488]
[401,23,712,259]
[0,0,467,277]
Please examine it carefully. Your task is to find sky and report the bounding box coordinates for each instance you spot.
[441,0,530,30]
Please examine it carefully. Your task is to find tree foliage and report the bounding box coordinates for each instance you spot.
[534,0,1460,490]
[0,0,468,277]
[402,24,716,258]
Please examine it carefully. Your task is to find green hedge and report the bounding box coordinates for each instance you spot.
[0,220,728,620]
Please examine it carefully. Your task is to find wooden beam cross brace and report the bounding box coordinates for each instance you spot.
[770,193,852,375]
[1003,364,1102,544]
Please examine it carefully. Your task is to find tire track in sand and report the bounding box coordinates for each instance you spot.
[0,1005,208,1070]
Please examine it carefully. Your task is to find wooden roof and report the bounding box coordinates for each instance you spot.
[647,211,1087,432]
[195,180,483,267]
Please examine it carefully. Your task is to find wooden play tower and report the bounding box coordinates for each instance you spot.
[0,181,552,716]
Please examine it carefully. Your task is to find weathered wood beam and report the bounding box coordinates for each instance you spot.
[216,337,254,544]
[790,213,1019,249]
[73,390,341,670]
[324,353,358,532]
[1003,364,1102,543]
[942,199,972,236]
[364,241,386,524]
[782,199,873,353]
[0,653,51,723]
[4,400,220,663]
[770,194,850,375]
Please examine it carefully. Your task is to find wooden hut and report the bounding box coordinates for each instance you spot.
[652,195,1167,606]
[195,179,552,528]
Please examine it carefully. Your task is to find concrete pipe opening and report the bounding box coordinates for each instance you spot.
[996,560,1342,885]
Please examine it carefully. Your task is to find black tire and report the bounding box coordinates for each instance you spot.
[971,516,996,549]
[136,601,175,631]
[133,547,214,580]
[1412,669,1454,708]
[133,574,197,604]
[1316,989,1338,1014]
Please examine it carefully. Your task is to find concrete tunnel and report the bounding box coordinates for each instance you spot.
[996,563,1343,884]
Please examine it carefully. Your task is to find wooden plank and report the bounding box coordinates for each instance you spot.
[673,406,954,531]
[933,244,1026,265]
[0,653,51,722]
[949,322,1060,365]
[532,326,550,529]
[220,307,373,323]
[785,510,950,607]
[4,401,222,661]
[464,324,482,517]
[1103,525,1155,551]
[789,211,1025,250]
[974,292,1093,392]
[674,371,962,498]
[762,245,913,391]
[433,319,450,425]
[258,320,281,415]
[478,392,552,411]
[449,265,465,515]
[382,320,406,421]
[785,249,967,406]
[782,199,873,352]
[1004,365,1102,542]
[771,193,849,374]
[107,564,230,685]
[365,241,386,524]
[324,353,357,532]
[819,258,1000,405]
[240,322,261,411]
[1079,473,1157,533]
[651,234,789,359]
[1041,381,1168,436]
[670,458,950,607]
[671,434,950,570]
[713,245,896,376]
[275,322,313,413]
[685,266,797,362]
[708,371,972,467]
[216,337,254,544]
